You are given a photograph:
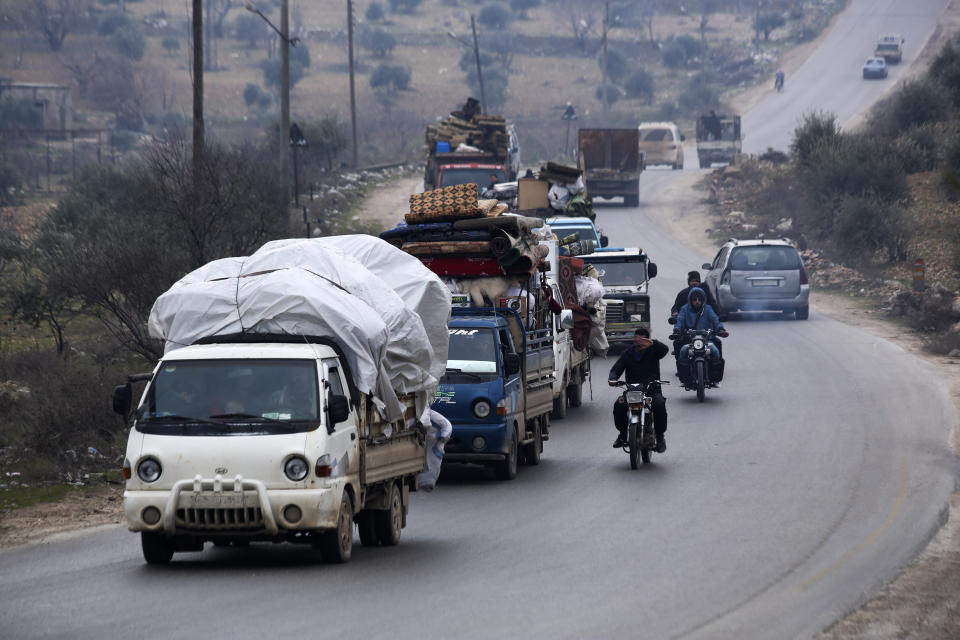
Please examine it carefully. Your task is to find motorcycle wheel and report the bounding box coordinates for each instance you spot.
[696,359,706,403]
[641,448,651,465]
[628,421,640,470]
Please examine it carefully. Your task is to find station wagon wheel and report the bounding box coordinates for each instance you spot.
[374,482,403,546]
[318,492,353,563]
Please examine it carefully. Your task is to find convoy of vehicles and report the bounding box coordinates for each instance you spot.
[700,237,810,320]
[637,121,685,170]
[578,128,642,206]
[695,113,742,168]
[581,248,658,346]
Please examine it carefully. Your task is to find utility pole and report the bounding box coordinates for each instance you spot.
[192,0,204,184]
[347,0,358,167]
[601,2,609,126]
[471,15,486,113]
[281,0,290,154]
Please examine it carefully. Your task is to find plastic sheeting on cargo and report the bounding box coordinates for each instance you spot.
[148,236,451,422]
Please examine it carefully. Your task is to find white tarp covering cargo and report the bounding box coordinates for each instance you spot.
[148,236,451,421]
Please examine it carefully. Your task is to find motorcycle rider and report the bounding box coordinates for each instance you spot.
[671,271,719,357]
[608,327,669,453]
[672,287,728,385]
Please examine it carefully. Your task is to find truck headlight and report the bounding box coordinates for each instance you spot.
[473,399,492,418]
[137,458,162,483]
[284,456,309,482]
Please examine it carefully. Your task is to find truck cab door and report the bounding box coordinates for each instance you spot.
[321,359,359,476]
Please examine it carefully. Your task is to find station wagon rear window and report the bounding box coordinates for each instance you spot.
[728,246,801,271]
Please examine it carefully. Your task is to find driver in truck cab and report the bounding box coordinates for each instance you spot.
[608,328,669,453]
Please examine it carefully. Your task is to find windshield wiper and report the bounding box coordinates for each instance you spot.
[445,368,483,382]
[208,412,288,423]
[142,415,233,431]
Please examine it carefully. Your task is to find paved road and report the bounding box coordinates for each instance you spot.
[744,0,951,152]
[1,2,957,638]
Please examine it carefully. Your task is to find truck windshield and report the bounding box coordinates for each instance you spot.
[588,261,647,285]
[446,328,498,377]
[439,168,506,190]
[136,359,321,435]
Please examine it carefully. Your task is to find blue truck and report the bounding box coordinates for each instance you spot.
[432,307,555,480]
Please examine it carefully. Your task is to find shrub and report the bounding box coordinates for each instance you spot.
[678,74,717,111]
[595,84,623,105]
[97,10,131,37]
[511,0,540,18]
[623,68,654,102]
[389,0,423,13]
[928,42,960,109]
[479,3,513,30]
[756,12,786,41]
[661,34,702,69]
[872,78,952,135]
[790,111,838,166]
[361,28,397,58]
[370,64,411,91]
[894,124,942,174]
[597,48,628,84]
[260,58,307,92]
[833,195,911,261]
[161,37,180,54]
[244,83,264,107]
[112,28,145,61]
[365,2,385,22]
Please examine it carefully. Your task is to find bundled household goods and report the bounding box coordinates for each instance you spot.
[517,161,596,221]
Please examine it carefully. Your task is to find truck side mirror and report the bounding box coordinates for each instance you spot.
[647,262,658,279]
[702,263,712,270]
[503,353,521,376]
[112,384,132,415]
[326,393,350,434]
[600,234,609,248]
[559,309,575,330]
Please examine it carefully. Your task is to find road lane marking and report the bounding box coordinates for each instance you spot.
[792,454,907,592]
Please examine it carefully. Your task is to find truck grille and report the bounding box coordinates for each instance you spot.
[605,300,624,323]
[175,507,265,530]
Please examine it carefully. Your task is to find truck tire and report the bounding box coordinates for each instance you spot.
[374,482,403,546]
[567,380,582,408]
[624,193,640,207]
[318,492,353,563]
[141,532,174,565]
[495,428,519,481]
[551,380,567,419]
[522,418,542,466]
[356,510,378,547]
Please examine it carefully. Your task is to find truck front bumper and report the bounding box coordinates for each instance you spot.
[605,321,652,343]
[442,421,509,463]
[124,475,347,537]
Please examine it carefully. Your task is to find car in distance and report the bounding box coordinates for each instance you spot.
[700,237,810,320]
[862,57,888,79]
[874,33,904,64]
[638,121,685,170]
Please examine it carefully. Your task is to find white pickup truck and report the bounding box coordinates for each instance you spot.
[115,235,451,564]
[114,336,425,564]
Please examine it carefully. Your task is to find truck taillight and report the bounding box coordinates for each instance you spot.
[799,265,809,285]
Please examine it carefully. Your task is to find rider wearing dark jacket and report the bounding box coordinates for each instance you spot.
[608,327,669,453]
[670,270,716,316]
[672,287,728,384]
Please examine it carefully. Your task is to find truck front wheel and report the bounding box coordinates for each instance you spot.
[567,379,583,408]
[522,418,542,466]
[356,510,378,547]
[624,193,640,207]
[551,381,567,419]
[374,482,403,546]
[318,492,354,563]
[495,428,518,481]
[141,532,174,565]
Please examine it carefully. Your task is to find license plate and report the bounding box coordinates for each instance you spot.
[751,279,779,287]
[189,494,244,508]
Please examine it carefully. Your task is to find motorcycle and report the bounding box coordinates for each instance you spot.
[668,322,726,403]
[614,380,668,469]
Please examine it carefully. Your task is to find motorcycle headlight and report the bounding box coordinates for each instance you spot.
[693,338,705,350]
[137,458,162,483]
[284,456,309,482]
[473,400,492,419]
[625,391,645,403]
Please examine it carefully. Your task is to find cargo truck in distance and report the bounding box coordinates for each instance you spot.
[577,128,642,207]
[696,113,741,168]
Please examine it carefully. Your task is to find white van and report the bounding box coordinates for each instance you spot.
[638,121,685,170]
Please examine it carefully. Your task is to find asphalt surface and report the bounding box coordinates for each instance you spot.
[1,1,957,638]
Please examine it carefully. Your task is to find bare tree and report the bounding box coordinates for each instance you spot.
[553,0,598,54]
[25,0,91,52]
[60,52,100,99]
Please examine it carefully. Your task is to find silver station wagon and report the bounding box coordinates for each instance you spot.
[701,238,810,320]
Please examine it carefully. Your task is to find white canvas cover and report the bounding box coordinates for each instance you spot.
[148,236,451,421]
